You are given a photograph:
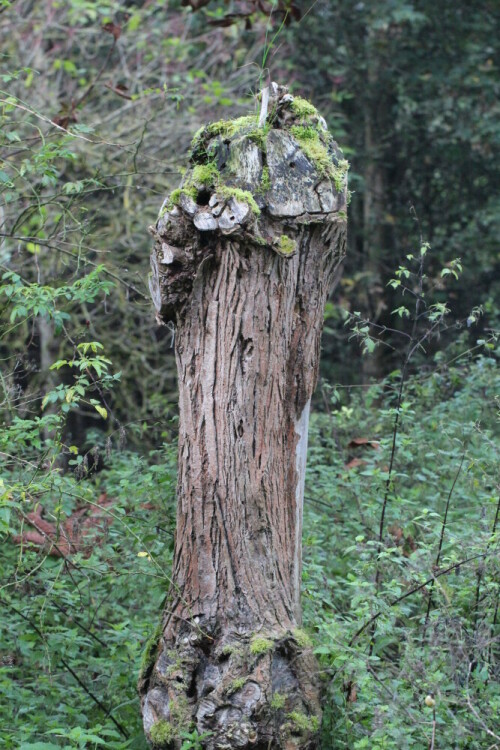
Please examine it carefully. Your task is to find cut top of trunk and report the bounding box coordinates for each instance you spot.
[149,83,348,325]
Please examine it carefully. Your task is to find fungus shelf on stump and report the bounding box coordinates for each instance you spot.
[141,83,348,750]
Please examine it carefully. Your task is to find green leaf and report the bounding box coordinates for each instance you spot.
[95,405,108,420]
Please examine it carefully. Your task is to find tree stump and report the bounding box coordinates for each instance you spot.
[140,84,348,750]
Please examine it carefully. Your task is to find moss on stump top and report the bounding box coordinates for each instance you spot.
[162,84,348,235]
[149,84,348,321]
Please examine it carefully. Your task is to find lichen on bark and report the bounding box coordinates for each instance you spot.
[143,83,347,750]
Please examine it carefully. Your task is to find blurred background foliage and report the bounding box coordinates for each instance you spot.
[0,0,498,748]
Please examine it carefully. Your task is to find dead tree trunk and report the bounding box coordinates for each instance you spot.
[140,84,347,750]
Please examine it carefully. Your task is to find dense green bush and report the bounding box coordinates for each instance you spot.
[1,347,498,748]
[305,355,499,749]
[1,439,177,748]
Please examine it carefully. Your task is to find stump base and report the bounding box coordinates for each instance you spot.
[140,619,322,750]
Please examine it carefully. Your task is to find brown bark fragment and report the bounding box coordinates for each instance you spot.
[141,84,347,750]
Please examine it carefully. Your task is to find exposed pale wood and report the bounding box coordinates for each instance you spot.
[258,85,269,128]
[218,198,251,232]
[148,251,163,314]
[193,211,218,231]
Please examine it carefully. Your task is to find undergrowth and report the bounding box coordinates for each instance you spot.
[305,354,499,749]
[1,350,497,748]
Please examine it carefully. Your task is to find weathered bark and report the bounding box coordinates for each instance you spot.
[140,84,347,750]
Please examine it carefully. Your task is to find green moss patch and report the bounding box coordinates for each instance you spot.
[292,628,313,648]
[290,125,331,177]
[169,159,261,218]
[290,125,349,191]
[191,115,270,166]
[221,642,241,656]
[290,96,319,119]
[191,162,219,188]
[207,115,257,138]
[254,234,267,246]
[259,165,271,194]
[138,622,162,682]
[271,692,286,710]
[149,693,193,747]
[287,711,320,733]
[332,158,349,193]
[169,693,190,727]
[278,235,296,256]
[191,115,261,150]
[168,166,219,209]
[169,186,197,208]
[248,122,270,150]
[218,186,260,215]
[150,719,175,748]
[229,676,247,692]
[249,635,273,655]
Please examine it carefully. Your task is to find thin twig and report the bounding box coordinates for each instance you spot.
[0,233,148,299]
[488,494,500,666]
[74,37,117,109]
[0,94,131,148]
[423,449,466,636]
[429,706,436,750]
[349,551,491,648]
